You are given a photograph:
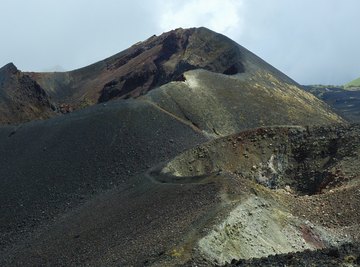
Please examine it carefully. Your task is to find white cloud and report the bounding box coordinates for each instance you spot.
[159,0,244,39]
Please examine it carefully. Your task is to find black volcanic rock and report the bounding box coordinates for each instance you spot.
[222,242,360,267]
[0,62,18,75]
[0,63,55,124]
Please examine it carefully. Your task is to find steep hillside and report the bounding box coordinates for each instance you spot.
[0,63,55,124]
[0,98,207,265]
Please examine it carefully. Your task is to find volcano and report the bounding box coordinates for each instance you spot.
[1,28,358,267]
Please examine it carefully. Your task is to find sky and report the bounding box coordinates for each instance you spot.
[1,0,359,85]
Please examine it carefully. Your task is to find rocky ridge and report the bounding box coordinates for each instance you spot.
[0,63,55,124]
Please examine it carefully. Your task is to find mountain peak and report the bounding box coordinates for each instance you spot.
[95,26,246,101]
[19,27,339,128]
[0,62,19,75]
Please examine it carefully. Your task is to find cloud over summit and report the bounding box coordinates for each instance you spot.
[159,0,244,38]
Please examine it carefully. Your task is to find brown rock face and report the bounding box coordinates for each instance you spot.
[27,27,246,106]
[97,28,245,102]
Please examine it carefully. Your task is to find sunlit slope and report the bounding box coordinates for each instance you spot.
[146,70,344,137]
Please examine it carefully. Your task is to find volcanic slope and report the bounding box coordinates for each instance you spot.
[26,26,279,105]
[2,124,360,266]
[22,27,344,131]
[0,63,55,124]
[0,98,207,264]
[0,28,344,127]
[144,69,343,137]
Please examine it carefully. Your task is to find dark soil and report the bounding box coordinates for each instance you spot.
[0,98,207,266]
[223,242,360,267]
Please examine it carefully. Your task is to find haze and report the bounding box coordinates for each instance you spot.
[1,0,359,85]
